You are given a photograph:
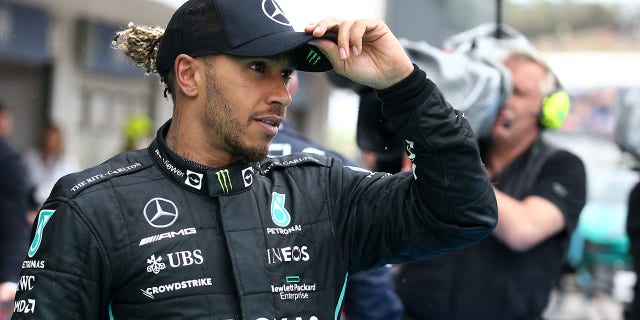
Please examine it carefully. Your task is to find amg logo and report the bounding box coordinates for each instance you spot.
[139,228,197,246]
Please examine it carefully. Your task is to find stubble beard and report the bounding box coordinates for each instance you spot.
[203,65,269,162]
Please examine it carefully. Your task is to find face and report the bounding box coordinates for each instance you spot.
[42,126,63,156]
[200,54,294,162]
[0,110,13,137]
[491,58,548,145]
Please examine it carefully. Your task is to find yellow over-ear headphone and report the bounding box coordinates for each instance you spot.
[538,78,570,130]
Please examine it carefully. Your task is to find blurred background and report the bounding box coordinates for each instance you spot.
[1,0,639,319]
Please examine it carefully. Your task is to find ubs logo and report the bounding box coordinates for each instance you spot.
[146,250,204,274]
[185,170,203,190]
[261,0,291,26]
[143,198,178,228]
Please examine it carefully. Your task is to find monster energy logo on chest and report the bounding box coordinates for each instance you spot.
[215,169,232,193]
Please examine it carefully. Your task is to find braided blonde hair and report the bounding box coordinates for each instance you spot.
[112,22,165,75]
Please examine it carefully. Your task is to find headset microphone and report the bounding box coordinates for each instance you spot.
[501,112,539,129]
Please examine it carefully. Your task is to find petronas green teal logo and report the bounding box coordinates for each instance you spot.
[270,192,291,226]
[28,210,55,257]
[306,49,321,66]
[215,169,232,193]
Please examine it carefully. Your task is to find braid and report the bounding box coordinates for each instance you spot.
[112,22,165,74]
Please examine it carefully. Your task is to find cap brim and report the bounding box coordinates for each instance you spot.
[223,31,333,72]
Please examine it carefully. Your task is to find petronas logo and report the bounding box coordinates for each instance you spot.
[270,192,291,227]
[28,210,55,257]
[306,49,321,66]
[215,169,232,193]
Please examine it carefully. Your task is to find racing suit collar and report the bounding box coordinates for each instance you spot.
[149,120,257,196]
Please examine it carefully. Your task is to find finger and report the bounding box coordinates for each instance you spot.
[348,20,367,57]
[305,17,341,37]
[336,20,355,60]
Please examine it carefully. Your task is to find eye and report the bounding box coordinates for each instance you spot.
[250,62,266,73]
[281,69,294,84]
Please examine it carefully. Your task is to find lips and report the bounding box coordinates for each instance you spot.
[254,115,282,136]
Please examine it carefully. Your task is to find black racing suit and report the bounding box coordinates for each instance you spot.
[12,66,497,319]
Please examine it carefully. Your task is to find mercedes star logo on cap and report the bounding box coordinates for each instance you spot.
[262,0,291,26]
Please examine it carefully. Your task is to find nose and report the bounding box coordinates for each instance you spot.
[267,76,292,107]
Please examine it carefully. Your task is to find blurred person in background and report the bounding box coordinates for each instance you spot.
[0,105,13,138]
[625,174,640,320]
[0,103,29,318]
[23,124,80,226]
[269,72,403,320]
[122,114,154,151]
[395,49,587,320]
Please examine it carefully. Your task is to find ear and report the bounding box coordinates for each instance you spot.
[173,54,200,98]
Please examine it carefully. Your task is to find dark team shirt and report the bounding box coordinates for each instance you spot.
[397,139,586,320]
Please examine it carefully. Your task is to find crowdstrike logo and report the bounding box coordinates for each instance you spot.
[143,198,179,228]
[215,169,232,193]
[141,278,213,300]
[261,0,291,26]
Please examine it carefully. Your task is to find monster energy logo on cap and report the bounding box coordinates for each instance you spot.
[306,49,321,66]
[215,169,232,193]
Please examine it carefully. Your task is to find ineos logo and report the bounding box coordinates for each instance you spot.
[143,198,179,228]
[261,0,291,26]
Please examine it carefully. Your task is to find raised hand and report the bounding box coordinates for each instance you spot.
[305,18,414,90]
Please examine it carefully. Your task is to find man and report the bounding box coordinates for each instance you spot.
[396,49,587,320]
[0,104,28,315]
[269,73,404,320]
[625,174,640,320]
[23,124,80,227]
[12,0,497,318]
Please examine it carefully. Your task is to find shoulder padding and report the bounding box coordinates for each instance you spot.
[52,149,151,198]
[260,152,332,175]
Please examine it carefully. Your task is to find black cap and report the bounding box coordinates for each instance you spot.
[156,0,333,76]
